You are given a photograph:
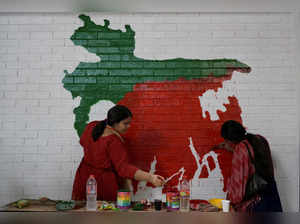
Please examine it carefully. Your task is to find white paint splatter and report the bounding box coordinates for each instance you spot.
[165,167,185,188]
[132,155,185,202]
[72,98,115,135]
[189,137,202,180]
[189,137,226,200]
[132,136,226,201]
[72,96,81,135]
[88,100,115,122]
[133,156,158,201]
[72,96,81,109]
[199,72,240,121]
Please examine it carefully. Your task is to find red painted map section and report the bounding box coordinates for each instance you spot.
[118,75,242,193]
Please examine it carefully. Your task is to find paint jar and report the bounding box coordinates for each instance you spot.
[117,190,131,210]
[166,190,180,211]
[154,199,162,211]
[166,191,172,209]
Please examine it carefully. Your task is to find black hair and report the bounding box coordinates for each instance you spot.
[221,120,275,182]
[221,119,257,151]
[221,120,247,143]
[92,105,132,141]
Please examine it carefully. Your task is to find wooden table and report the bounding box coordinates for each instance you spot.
[0,211,295,224]
[0,200,219,212]
[0,200,293,224]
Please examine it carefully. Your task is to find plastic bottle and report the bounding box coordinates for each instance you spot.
[86,174,97,211]
[179,176,190,212]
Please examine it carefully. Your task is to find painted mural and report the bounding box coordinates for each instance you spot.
[62,14,251,200]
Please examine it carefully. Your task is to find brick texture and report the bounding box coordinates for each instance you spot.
[0,12,298,211]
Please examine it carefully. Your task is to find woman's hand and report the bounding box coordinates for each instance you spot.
[211,141,234,152]
[134,170,165,186]
[211,142,226,151]
[150,174,165,187]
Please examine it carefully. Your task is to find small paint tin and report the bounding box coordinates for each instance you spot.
[117,190,131,210]
[166,191,179,211]
[166,192,172,208]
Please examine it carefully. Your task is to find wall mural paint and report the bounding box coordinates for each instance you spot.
[62,14,251,200]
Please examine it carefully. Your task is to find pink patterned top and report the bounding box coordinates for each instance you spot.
[226,140,255,204]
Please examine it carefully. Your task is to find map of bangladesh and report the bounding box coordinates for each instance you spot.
[63,14,251,198]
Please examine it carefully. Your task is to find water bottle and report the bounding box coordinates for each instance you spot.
[86,174,97,211]
[179,176,190,212]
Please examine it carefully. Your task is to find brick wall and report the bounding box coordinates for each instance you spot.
[0,12,298,211]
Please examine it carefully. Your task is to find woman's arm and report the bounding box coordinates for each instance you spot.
[134,169,165,187]
[211,141,234,152]
[108,137,165,187]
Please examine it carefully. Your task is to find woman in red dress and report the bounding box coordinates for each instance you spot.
[72,105,165,201]
[212,120,282,212]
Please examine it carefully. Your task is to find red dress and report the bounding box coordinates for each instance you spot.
[72,121,138,201]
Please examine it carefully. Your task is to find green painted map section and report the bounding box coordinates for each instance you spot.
[62,14,251,137]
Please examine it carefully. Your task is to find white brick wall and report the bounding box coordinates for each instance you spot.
[0,12,299,211]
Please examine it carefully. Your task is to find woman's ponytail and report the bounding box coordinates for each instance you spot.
[92,119,107,142]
